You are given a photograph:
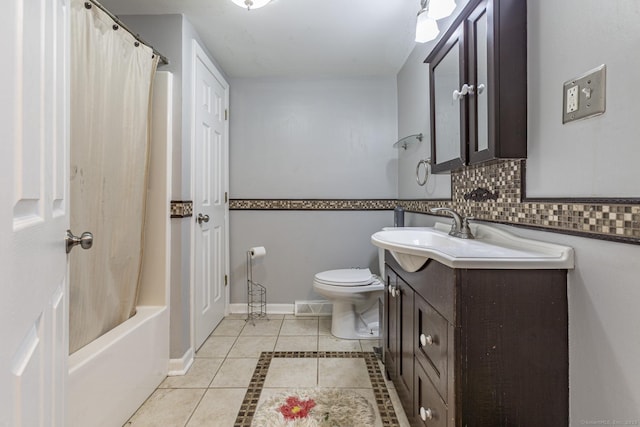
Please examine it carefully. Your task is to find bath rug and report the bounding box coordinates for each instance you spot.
[251,388,376,427]
[234,351,398,426]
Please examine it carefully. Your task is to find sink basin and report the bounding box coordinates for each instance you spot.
[371,223,574,271]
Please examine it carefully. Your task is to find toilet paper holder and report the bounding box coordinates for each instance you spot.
[246,247,268,325]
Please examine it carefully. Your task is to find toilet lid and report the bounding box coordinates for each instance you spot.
[314,268,373,287]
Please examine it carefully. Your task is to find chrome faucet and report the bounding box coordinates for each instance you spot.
[430,208,475,239]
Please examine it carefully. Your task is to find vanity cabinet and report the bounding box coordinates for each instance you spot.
[384,253,569,426]
[426,0,527,172]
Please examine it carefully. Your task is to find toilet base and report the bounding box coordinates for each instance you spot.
[330,300,380,340]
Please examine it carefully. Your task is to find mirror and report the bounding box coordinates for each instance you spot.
[433,40,462,164]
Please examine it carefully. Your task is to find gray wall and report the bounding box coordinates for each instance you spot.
[527,0,640,198]
[396,0,640,423]
[229,77,398,304]
[118,14,227,359]
[230,211,391,305]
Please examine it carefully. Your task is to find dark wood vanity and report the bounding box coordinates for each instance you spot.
[384,253,569,426]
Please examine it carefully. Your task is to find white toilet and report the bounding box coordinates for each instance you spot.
[313,267,384,340]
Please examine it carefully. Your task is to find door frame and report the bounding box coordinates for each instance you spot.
[189,39,230,353]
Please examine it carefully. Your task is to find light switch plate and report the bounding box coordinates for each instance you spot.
[562,64,606,124]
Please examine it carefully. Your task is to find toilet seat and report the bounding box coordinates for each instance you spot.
[314,268,374,287]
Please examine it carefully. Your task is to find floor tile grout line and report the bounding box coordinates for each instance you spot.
[181,388,209,427]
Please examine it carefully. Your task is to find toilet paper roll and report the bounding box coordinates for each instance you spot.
[250,246,266,259]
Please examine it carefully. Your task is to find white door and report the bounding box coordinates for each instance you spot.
[0,0,70,425]
[192,41,230,350]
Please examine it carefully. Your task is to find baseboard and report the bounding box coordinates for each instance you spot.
[228,303,294,315]
[168,347,194,376]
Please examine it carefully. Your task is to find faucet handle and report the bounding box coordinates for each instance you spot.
[459,217,475,239]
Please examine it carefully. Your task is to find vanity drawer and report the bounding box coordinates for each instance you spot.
[414,295,449,401]
[414,360,448,427]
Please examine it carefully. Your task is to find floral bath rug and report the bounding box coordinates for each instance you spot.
[251,388,376,427]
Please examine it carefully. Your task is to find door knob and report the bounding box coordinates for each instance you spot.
[66,230,93,254]
[197,213,210,224]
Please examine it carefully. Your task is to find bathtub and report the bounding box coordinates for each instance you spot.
[68,306,169,427]
[68,71,173,427]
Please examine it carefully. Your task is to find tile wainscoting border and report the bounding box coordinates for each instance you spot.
[230,199,397,210]
[170,200,193,218]
[229,160,640,245]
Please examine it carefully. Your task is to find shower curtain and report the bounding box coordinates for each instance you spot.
[69,0,159,354]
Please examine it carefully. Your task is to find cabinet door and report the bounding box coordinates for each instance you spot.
[397,276,415,418]
[384,267,398,380]
[467,0,527,163]
[429,23,466,173]
[467,0,490,162]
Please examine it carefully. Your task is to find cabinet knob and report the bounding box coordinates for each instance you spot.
[420,407,434,421]
[419,333,434,347]
[453,83,474,100]
[477,83,486,94]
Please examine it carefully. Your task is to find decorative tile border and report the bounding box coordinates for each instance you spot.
[230,199,397,211]
[234,351,399,427]
[170,200,193,218]
[228,160,640,244]
[399,159,640,243]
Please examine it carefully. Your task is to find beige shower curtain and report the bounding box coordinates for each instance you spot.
[69,0,159,354]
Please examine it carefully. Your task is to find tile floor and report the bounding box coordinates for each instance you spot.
[124,314,410,426]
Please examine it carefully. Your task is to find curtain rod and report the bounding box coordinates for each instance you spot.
[84,0,170,65]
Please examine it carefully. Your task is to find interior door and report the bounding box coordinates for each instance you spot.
[0,0,70,425]
[193,41,229,350]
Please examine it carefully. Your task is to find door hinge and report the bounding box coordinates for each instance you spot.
[224,274,228,286]
[224,109,228,121]
[225,192,228,203]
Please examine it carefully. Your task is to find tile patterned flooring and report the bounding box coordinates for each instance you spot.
[124,314,410,426]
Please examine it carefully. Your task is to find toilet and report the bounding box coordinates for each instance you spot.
[313,267,384,340]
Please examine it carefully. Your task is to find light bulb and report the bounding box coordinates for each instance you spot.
[231,0,271,10]
[427,0,456,20]
[415,12,440,43]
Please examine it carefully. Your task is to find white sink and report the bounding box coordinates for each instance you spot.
[371,222,574,272]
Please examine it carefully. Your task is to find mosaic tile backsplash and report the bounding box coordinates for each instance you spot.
[403,160,640,242]
[229,159,640,244]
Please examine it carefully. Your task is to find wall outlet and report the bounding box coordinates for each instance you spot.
[566,85,579,113]
[562,64,606,124]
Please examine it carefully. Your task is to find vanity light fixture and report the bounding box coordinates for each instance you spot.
[428,0,456,20]
[231,0,271,10]
[415,0,456,43]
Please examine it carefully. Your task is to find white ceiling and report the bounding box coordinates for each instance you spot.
[98,0,420,78]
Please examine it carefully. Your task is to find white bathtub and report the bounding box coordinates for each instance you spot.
[68,306,169,427]
[68,72,173,427]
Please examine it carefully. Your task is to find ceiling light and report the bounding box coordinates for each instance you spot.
[415,9,440,43]
[428,0,456,20]
[231,0,271,11]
